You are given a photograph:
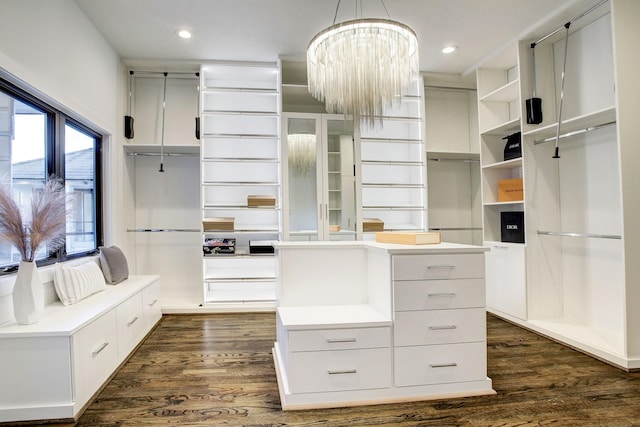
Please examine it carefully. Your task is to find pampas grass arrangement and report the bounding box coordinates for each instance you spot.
[0,178,67,262]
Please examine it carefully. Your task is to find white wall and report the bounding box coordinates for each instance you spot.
[0,0,125,324]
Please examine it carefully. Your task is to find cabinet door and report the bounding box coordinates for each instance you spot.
[485,242,526,320]
[283,113,356,241]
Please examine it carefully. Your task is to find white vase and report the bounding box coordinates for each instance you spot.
[12,261,44,325]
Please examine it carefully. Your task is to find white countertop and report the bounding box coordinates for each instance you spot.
[273,240,489,254]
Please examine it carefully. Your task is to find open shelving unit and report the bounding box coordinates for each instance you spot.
[200,62,281,308]
[476,43,527,321]
[359,77,427,237]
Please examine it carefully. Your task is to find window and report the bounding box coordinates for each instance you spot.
[0,77,102,272]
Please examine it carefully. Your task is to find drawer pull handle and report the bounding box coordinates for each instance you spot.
[427,265,455,269]
[127,316,139,327]
[327,369,357,375]
[427,292,456,297]
[428,325,457,330]
[430,363,457,368]
[149,299,158,306]
[326,338,357,343]
[92,342,109,357]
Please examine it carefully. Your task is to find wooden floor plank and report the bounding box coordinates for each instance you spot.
[15,313,640,426]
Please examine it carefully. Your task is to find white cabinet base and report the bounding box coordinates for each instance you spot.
[273,343,494,410]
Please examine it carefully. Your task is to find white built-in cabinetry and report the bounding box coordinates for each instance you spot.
[0,275,161,423]
[272,241,493,409]
[476,44,527,321]
[479,0,640,369]
[360,77,427,237]
[282,113,357,241]
[199,62,281,308]
[424,83,481,245]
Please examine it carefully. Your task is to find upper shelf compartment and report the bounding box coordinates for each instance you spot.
[201,62,279,91]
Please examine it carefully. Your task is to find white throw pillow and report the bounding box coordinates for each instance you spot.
[54,261,107,306]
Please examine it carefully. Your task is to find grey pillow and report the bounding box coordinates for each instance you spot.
[99,246,129,284]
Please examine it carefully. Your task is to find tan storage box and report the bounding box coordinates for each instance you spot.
[498,178,523,202]
[247,195,276,207]
[203,217,235,231]
[375,231,441,245]
[363,218,384,232]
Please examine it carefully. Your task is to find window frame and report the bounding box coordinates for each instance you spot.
[0,76,104,274]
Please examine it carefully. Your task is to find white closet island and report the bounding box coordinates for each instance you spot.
[272,240,494,410]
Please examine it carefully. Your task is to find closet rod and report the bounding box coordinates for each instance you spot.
[534,121,616,144]
[126,152,199,157]
[127,228,200,233]
[537,230,621,240]
[429,227,482,231]
[531,0,608,47]
[428,158,479,163]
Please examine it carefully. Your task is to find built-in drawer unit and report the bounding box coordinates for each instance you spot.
[394,308,486,346]
[142,279,162,330]
[288,347,392,393]
[116,292,145,356]
[288,326,390,352]
[393,278,485,311]
[392,253,484,281]
[394,342,487,387]
[72,309,119,403]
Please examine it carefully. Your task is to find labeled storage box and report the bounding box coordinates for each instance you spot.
[501,212,525,243]
[249,240,275,254]
[247,195,276,207]
[363,218,384,232]
[503,131,522,161]
[498,178,523,202]
[203,238,236,255]
[203,217,234,231]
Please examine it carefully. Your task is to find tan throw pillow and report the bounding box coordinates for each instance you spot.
[99,246,129,285]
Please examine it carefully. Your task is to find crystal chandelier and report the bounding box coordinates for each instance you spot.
[307,2,419,127]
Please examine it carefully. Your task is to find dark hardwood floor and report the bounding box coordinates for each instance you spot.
[51,313,640,426]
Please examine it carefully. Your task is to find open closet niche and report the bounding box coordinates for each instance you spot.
[496,0,640,370]
[424,80,481,245]
[123,70,201,310]
[521,2,625,362]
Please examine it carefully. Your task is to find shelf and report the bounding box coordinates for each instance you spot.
[202,157,279,163]
[203,181,279,186]
[362,205,423,210]
[203,228,279,234]
[480,118,521,136]
[427,151,480,161]
[202,87,278,94]
[482,157,522,170]
[360,137,422,144]
[362,183,425,189]
[361,160,424,166]
[479,79,520,103]
[483,201,524,207]
[202,205,279,210]
[124,144,200,155]
[524,106,616,141]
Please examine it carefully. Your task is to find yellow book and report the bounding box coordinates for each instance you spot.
[375,231,441,245]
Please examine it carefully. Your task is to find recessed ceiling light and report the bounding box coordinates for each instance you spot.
[442,45,458,54]
[176,29,192,39]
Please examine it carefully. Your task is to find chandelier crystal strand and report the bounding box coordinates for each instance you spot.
[307,19,418,127]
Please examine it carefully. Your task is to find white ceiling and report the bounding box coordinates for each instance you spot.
[74,0,600,77]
